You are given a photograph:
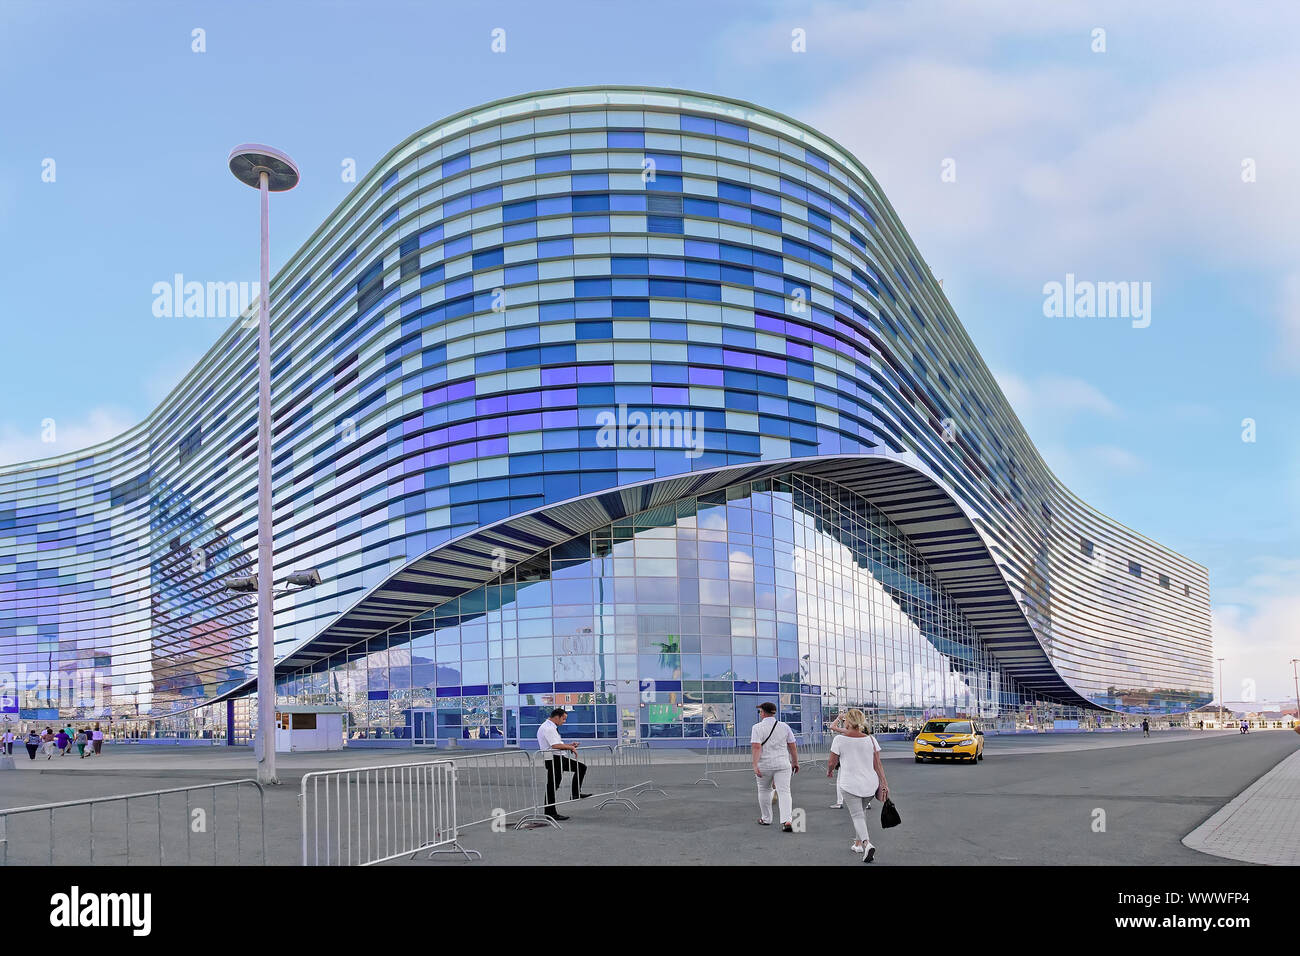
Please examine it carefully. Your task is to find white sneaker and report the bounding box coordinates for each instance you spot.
[851,842,864,853]
[830,802,843,809]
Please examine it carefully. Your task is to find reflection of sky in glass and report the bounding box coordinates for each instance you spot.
[280,474,1020,740]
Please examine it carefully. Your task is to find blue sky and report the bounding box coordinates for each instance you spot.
[1,0,1296,700]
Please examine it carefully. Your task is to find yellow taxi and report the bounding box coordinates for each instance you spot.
[913,719,984,764]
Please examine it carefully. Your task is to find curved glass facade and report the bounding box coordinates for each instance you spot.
[282,473,1017,743]
[0,87,1212,740]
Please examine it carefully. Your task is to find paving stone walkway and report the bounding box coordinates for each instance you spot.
[1183,744,1300,865]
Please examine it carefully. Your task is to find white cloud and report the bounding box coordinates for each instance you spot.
[1085,444,1146,473]
[1213,574,1300,702]
[994,371,1120,419]
[724,2,1300,357]
[0,407,136,467]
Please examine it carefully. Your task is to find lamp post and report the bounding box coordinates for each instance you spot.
[1290,659,1300,728]
[1216,657,1225,730]
[228,145,300,785]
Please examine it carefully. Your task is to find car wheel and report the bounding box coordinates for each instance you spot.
[915,755,922,763]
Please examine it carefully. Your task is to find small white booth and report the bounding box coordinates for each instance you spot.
[274,706,346,752]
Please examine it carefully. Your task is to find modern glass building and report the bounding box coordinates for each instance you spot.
[0,87,1213,745]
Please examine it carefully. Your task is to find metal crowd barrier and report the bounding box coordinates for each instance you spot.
[615,741,667,799]
[692,736,755,786]
[302,742,669,864]
[799,730,831,769]
[434,748,556,830]
[0,779,266,866]
[300,760,478,866]
[692,729,826,786]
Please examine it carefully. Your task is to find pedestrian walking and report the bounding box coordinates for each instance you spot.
[2,728,13,755]
[41,727,56,760]
[826,708,889,862]
[1141,718,1149,738]
[55,727,69,755]
[750,701,799,832]
[92,724,104,755]
[536,708,590,821]
[74,728,88,757]
[25,729,40,760]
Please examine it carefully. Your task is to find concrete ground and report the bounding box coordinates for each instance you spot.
[1,729,1294,865]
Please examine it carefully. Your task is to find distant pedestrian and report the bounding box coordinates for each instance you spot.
[750,701,799,832]
[55,728,69,755]
[1240,719,1249,735]
[92,724,104,755]
[41,728,56,760]
[1141,718,1149,738]
[826,708,888,863]
[2,729,13,755]
[25,730,40,760]
[74,728,88,757]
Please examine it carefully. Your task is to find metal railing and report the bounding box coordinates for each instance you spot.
[692,730,825,785]
[692,736,752,786]
[432,748,555,830]
[0,779,266,866]
[615,741,667,800]
[301,759,477,866]
[301,740,670,864]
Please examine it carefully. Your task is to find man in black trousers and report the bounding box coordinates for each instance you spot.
[536,708,590,821]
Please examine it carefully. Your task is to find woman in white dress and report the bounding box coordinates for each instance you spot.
[826,708,889,863]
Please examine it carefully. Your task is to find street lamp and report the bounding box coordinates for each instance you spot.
[1216,657,1225,729]
[1290,660,1300,729]
[228,144,300,785]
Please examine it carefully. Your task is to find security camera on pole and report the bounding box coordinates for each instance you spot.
[227,144,300,786]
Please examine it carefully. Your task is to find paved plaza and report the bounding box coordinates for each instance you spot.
[0,729,1295,865]
[1183,743,1300,865]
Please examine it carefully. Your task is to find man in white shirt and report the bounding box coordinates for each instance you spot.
[750,701,799,831]
[536,708,590,821]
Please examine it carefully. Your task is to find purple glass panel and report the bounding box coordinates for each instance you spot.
[541,366,577,386]
[508,411,543,431]
[688,366,724,386]
[448,442,477,463]
[721,349,756,369]
[542,409,580,428]
[651,386,690,404]
[507,391,543,411]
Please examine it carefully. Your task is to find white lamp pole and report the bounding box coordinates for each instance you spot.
[228,145,300,785]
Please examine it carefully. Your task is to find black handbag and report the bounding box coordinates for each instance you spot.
[880,796,902,829]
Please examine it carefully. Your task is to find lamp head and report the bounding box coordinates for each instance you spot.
[228,144,300,191]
